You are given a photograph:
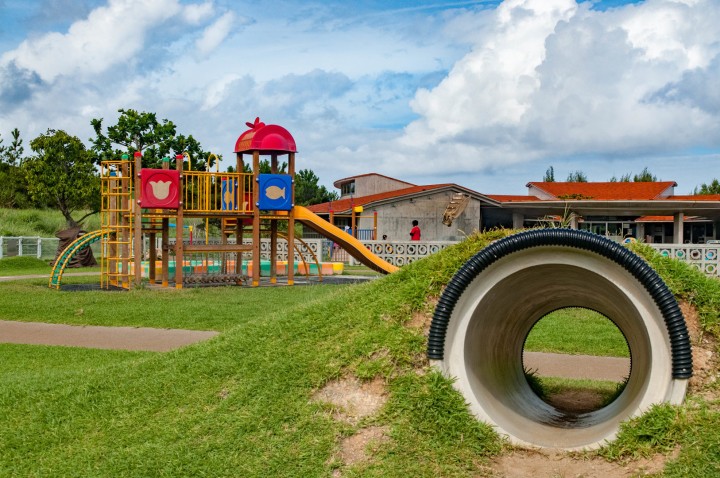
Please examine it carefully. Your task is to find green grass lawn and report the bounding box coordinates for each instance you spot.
[524,308,630,357]
[0,208,101,237]
[0,230,718,476]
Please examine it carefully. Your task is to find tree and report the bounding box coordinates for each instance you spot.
[294,169,339,205]
[0,128,30,208]
[632,167,657,182]
[25,129,99,228]
[693,179,720,195]
[543,166,555,182]
[90,109,216,170]
[566,170,588,182]
[5,128,24,166]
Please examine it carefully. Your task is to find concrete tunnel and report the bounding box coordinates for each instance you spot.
[427,229,692,450]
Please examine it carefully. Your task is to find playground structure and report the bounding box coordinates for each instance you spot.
[50,118,396,290]
[46,119,695,452]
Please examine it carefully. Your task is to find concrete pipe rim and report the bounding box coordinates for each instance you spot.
[428,229,691,450]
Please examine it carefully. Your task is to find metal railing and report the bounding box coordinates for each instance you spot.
[183,171,254,214]
[0,236,60,260]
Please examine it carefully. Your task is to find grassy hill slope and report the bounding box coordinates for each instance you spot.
[0,230,719,476]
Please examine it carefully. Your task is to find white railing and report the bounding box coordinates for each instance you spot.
[324,239,457,267]
[0,236,60,260]
[648,244,720,277]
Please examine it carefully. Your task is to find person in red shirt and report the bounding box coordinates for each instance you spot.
[410,220,421,241]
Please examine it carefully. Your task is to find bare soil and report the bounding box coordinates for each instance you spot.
[313,376,389,475]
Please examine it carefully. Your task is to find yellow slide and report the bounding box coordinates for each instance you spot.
[294,206,398,274]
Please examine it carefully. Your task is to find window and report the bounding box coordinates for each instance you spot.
[341,181,355,196]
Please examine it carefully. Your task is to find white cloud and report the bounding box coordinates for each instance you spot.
[195,11,236,57]
[0,0,219,82]
[182,1,214,24]
[391,0,720,179]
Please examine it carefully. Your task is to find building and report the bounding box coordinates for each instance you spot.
[306,174,490,241]
[308,174,720,244]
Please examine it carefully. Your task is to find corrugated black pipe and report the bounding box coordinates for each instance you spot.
[427,228,693,379]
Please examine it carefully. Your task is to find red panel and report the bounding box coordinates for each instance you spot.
[140,169,180,209]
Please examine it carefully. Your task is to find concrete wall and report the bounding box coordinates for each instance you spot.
[352,175,413,197]
[356,190,482,241]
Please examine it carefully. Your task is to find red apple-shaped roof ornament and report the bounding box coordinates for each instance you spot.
[234,117,296,154]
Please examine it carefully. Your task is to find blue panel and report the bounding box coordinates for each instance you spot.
[258,174,293,211]
[221,178,237,210]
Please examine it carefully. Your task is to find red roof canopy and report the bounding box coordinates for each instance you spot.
[234,117,297,154]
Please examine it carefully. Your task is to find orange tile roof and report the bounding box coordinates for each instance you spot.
[635,216,673,222]
[635,215,707,222]
[526,181,677,200]
[307,184,456,214]
[485,194,542,202]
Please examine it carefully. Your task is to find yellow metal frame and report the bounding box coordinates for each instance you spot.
[100,159,134,289]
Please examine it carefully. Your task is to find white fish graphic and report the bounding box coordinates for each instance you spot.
[265,185,286,200]
[149,180,171,200]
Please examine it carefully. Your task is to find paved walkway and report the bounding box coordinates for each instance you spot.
[0,320,219,352]
[0,272,99,282]
[524,351,630,382]
[0,319,630,380]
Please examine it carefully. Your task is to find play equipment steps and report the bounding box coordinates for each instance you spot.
[48,229,108,289]
[442,193,471,226]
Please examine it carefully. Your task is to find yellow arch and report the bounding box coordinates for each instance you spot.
[48,229,108,289]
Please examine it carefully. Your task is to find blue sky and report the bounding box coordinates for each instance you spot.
[0,0,718,195]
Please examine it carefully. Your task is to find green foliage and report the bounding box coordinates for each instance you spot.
[543,166,555,182]
[610,168,657,182]
[0,257,50,275]
[3,228,720,476]
[295,169,339,205]
[630,242,720,335]
[632,167,657,182]
[4,128,24,166]
[0,129,30,208]
[566,170,588,182]
[0,208,101,236]
[693,178,720,195]
[90,109,216,170]
[600,404,683,459]
[524,308,630,357]
[25,130,100,227]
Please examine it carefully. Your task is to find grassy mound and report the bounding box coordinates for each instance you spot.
[0,229,719,476]
[0,208,101,237]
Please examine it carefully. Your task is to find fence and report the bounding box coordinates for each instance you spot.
[7,234,719,278]
[648,244,720,277]
[325,239,456,267]
[0,237,61,260]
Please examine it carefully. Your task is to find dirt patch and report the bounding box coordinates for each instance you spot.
[543,389,607,415]
[405,296,437,335]
[313,376,388,425]
[315,377,391,476]
[679,301,719,395]
[333,425,389,472]
[492,448,673,478]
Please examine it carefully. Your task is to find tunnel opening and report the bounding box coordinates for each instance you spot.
[429,229,691,449]
[522,307,631,415]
